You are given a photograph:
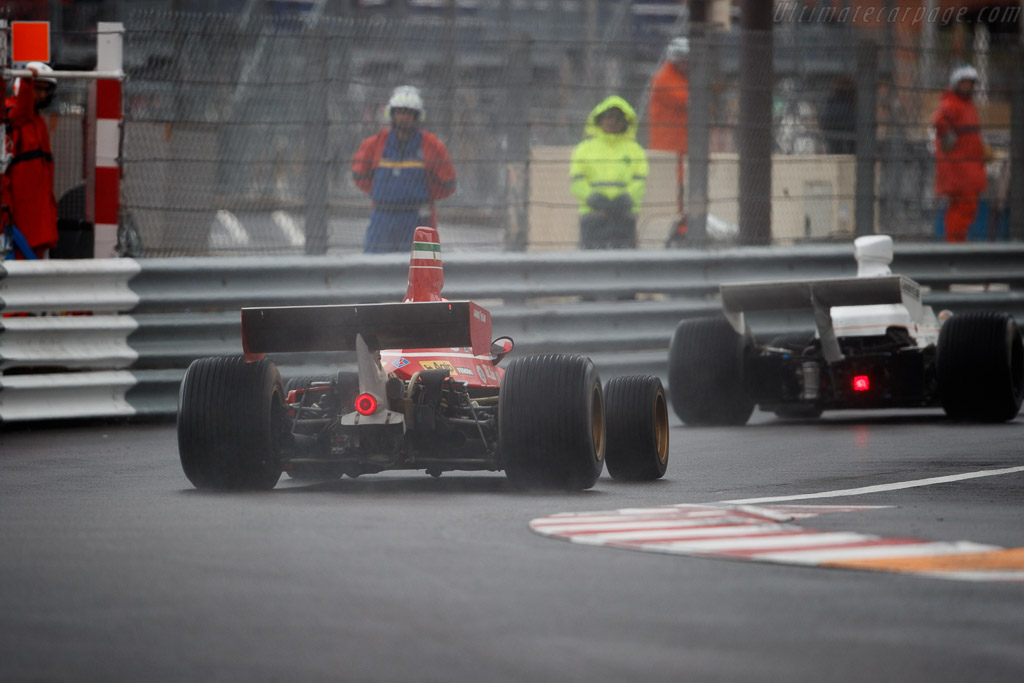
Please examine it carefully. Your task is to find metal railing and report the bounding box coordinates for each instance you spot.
[2,242,1023,422]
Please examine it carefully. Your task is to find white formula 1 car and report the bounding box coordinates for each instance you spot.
[668,235,1024,425]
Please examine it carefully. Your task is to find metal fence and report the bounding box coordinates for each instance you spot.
[120,5,663,255]
[6,1,1023,255]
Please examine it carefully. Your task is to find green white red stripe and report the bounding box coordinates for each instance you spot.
[411,240,442,263]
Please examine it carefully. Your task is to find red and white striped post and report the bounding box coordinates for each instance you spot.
[88,22,124,258]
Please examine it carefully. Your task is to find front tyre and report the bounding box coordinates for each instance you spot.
[668,316,754,426]
[500,354,605,491]
[937,311,1024,422]
[604,375,669,481]
[178,356,287,490]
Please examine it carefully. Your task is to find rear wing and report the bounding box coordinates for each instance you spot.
[241,300,493,361]
[720,275,923,362]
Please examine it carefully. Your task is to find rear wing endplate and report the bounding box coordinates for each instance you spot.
[241,300,493,361]
[720,275,923,362]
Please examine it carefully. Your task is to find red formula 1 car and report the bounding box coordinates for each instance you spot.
[177,227,669,491]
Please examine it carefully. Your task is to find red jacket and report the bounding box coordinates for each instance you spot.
[932,90,986,198]
[3,79,58,251]
[351,127,456,205]
[647,61,689,154]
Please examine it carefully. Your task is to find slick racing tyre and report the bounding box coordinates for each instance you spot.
[668,315,754,426]
[178,356,287,490]
[499,354,605,491]
[604,375,669,481]
[937,311,1024,422]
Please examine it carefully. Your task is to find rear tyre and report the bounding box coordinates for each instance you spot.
[937,311,1024,422]
[177,356,286,490]
[499,354,605,491]
[668,316,754,426]
[604,375,669,481]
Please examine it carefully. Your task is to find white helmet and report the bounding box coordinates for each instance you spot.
[666,37,690,63]
[949,65,979,89]
[388,85,424,118]
[13,61,57,95]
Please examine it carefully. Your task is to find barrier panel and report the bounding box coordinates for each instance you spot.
[0,260,140,423]
[0,315,137,371]
[0,259,141,313]
[0,372,137,422]
[2,244,1023,423]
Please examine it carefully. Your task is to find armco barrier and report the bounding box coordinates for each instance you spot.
[2,242,1024,423]
[1,260,141,423]
[0,259,141,313]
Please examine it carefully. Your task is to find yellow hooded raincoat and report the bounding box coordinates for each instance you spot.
[570,96,649,215]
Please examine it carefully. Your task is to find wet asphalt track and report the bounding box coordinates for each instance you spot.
[2,409,1023,682]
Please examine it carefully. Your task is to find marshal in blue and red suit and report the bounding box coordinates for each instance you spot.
[351,86,456,253]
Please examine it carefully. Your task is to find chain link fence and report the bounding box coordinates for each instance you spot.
[120,4,668,255]
[8,1,1020,256]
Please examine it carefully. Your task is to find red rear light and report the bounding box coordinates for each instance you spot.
[852,375,870,392]
[355,393,378,415]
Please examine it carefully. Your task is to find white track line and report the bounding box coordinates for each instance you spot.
[721,465,1024,505]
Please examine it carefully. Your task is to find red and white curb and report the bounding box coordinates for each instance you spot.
[530,503,1024,582]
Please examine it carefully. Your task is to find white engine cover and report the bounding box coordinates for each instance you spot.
[831,303,940,347]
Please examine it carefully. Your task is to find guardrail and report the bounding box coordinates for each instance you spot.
[1,260,141,423]
[3,242,1024,423]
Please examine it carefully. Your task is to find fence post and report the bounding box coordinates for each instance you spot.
[855,39,878,237]
[304,23,329,255]
[738,0,772,245]
[439,0,458,145]
[504,34,532,251]
[1011,45,1024,241]
[686,4,711,247]
[91,22,124,258]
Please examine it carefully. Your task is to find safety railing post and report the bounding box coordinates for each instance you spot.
[855,39,878,238]
[89,22,125,258]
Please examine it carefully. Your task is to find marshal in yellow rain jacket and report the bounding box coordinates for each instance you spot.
[569,96,649,215]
